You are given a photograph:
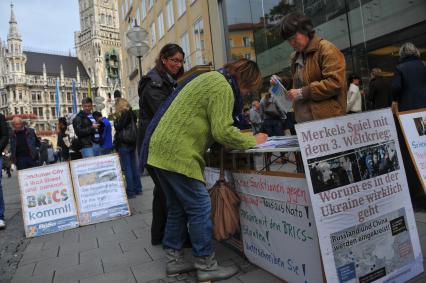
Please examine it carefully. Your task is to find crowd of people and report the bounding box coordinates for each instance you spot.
[0,11,425,282]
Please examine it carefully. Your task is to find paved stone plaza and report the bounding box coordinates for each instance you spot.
[1,172,426,283]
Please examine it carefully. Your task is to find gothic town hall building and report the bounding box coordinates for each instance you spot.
[0,1,122,135]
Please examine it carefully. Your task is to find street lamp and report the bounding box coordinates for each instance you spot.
[126,21,149,80]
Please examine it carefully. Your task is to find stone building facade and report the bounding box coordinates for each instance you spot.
[75,0,123,115]
[0,4,91,134]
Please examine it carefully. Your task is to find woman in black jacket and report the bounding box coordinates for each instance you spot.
[138,43,185,245]
[114,98,142,199]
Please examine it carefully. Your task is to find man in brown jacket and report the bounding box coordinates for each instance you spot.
[278,13,347,123]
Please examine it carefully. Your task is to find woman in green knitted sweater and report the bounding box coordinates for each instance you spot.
[146,59,267,282]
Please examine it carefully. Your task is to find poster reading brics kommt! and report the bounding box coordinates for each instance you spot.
[18,163,79,237]
[233,172,323,283]
[296,108,423,283]
[70,154,130,225]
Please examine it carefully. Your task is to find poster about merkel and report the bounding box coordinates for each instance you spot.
[70,154,130,225]
[295,108,423,283]
[233,172,322,283]
[398,109,426,193]
[18,163,79,238]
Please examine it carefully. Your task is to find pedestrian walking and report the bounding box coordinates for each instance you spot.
[347,74,362,114]
[142,59,267,282]
[0,113,9,229]
[367,68,392,110]
[114,98,142,199]
[392,42,426,209]
[93,111,113,155]
[392,42,426,112]
[2,150,12,178]
[57,117,70,161]
[274,13,347,122]
[138,43,185,245]
[249,99,262,134]
[10,117,39,170]
[72,97,101,158]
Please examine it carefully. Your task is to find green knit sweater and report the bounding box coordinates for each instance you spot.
[147,71,256,182]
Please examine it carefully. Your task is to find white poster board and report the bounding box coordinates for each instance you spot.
[18,163,79,237]
[296,108,423,283]
[70,154,130,225]
[398,109,426,193]
[233,172,323,283]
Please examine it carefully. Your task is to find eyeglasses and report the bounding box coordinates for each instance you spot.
[167,57,185,65]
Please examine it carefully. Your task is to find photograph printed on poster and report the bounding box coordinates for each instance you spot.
[77,169,118,186]
[413,116,426,136]
[331,208,414,283]
[308,141,399,194]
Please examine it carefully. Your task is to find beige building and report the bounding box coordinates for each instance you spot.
[117,0,215,109]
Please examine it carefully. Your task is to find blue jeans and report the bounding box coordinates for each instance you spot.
[118,146,142,196]
[150,167,213,257]
[81,143,101,158]
[0,157,4,220]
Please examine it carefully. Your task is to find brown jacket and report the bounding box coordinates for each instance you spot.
[291,35,347,122]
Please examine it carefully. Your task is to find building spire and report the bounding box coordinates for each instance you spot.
[8,2,21,40]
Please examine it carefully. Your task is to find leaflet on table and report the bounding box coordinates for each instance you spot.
[254,136,299,149]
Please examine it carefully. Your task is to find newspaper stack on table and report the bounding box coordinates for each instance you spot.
[254,135,299,149]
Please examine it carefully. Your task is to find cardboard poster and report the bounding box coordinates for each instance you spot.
[296,109,423,283]
[233,172,322,283]
[398,109,426,193]
[18,163,79,237]
[70,154,130,225]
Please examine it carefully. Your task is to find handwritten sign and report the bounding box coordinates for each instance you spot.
[398,109,426,193]
[18,163,79,237]
[296,109,423,283]
[233,172,322,283]
[70,154,130,225]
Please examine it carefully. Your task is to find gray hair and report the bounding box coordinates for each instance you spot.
[399,42,420,60]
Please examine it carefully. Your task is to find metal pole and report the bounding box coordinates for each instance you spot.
[138,56,142,80]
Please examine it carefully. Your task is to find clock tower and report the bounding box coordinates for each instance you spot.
[75,0,122,114]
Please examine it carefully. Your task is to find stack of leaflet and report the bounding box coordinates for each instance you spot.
[254,136,299,149]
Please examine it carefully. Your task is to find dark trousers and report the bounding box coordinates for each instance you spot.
[16,156,35,170]
[147,166,168,245]
[262,119,284,137]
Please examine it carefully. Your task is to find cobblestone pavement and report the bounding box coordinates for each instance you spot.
[1,170,426,283]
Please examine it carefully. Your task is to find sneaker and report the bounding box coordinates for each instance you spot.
[0,219,5,229]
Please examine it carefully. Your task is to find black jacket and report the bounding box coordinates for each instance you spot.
[392,56,426,112]
[367,76,392,110]
[0,114,9,152]
[137,67,176,149]
[114,109,137,148]
[72,110,95,148]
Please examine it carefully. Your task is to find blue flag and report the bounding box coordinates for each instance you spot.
[55,78,61,117]
[72,80,77,114]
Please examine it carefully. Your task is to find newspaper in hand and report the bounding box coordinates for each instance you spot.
[269,75,293,114]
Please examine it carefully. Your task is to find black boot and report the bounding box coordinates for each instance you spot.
[195,253,238,283]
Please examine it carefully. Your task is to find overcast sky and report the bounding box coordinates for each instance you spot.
[0,0,80,55]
